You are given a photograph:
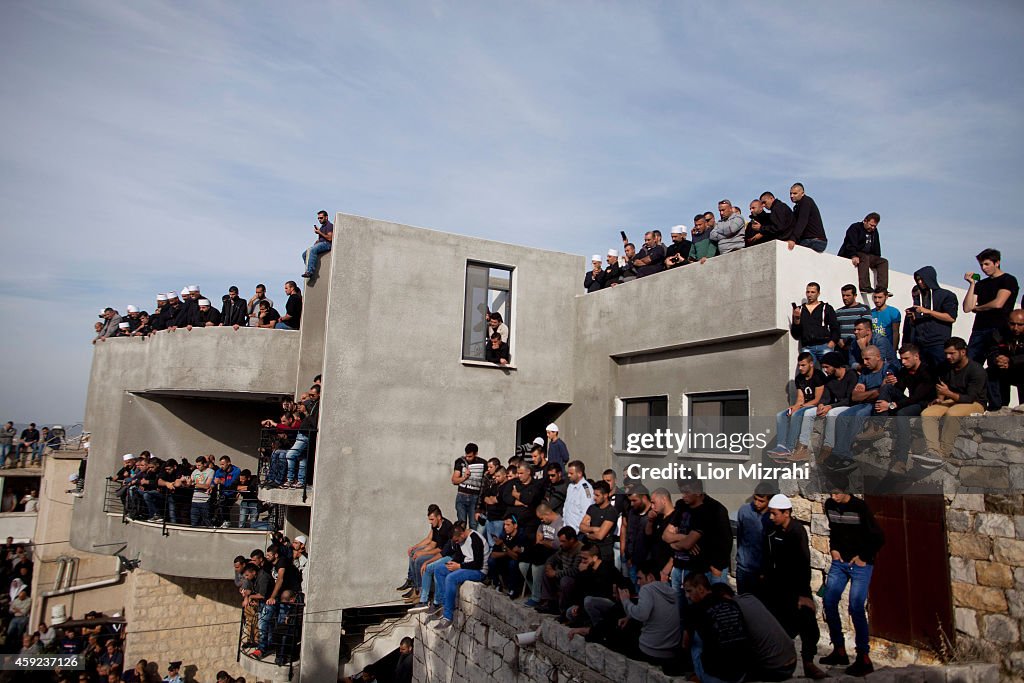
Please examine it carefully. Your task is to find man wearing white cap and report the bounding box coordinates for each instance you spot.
[292,535,309,591]
[115,321,131,337]
[603,249,621,287]
[664,226,692,269]
[162,292,189,330]
[584,255,605,293]
[92,307,122,344]
[124,305,143,332]
[544,423,569,468]
[764,494,825,679]
[195,299,221,327]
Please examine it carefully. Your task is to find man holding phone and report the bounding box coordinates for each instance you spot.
[301,210,334,279]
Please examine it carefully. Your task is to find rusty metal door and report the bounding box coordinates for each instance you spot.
[863,494,953,650]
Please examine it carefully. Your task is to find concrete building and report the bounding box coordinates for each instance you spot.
[71,212,975,681]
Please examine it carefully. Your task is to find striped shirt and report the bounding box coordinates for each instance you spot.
[836,303,870,339]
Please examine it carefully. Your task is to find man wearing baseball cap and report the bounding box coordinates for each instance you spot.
[764,494,825,679]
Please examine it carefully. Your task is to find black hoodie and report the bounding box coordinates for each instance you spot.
[904,267,958,347]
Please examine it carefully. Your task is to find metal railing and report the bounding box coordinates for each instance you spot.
[119,484,285,535]
[238,597,304,679]
[257,427,317,503]
[103,478,127,516]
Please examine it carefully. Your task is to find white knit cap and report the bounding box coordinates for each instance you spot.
[546,423,559,432]
[122,453,135,461]
[532,437,545,446]
[180,288,189,298]
[768,494,792,510]
[591,254,601,262]
[167,291,179,299]
[198,299,210,306]
[156,294,167,302]
[118,322,130,329]
[671,225,687,235]
[127,305,138,313]
[294,535,307,545]
[188,285,199,292]
[607,249,618,257]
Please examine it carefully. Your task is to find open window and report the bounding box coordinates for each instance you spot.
[462,262,512,362]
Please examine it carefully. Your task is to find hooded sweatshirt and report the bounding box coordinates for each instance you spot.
[906,267,958,347]
[622,581,681,659]
[709,213,746,254]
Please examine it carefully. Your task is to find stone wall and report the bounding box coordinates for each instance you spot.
[411,581,1000,683]
[124,570,247,681]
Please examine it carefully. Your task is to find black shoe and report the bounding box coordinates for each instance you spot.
[819,649,850,666]
[535,603,560,615]
[301,272,312,278]
[396,579,413,591]
[401,588,415,599]
[845,655,874,677]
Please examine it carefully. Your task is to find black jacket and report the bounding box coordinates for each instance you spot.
[764,519,811,599]
[584,269,605,293]
[824,496,885,564]
[767,200,794,239]
[904,266,958,347]
[790,302,840,346]
[221,297,248,326]
[838,222,882,258]
[789,195,827,243]
[989,327,1024,370]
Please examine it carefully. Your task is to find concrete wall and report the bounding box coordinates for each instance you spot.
[73,328,299,558]
[300,214,582,680]
[30,452,126,630]
[125,521,273,580]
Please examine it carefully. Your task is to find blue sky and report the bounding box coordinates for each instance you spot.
[1,1,1022,423]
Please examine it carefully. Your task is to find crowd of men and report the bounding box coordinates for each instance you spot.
[396,430,888,680]
[92,282,304,343]
[1,421,60,468]
[583,184,846,291]
[233,532,308,665]
[772,248,1021,473]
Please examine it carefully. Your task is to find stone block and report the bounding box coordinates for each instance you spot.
[1007,590,1024,619]
[954,607,979,637]
[974,512,1016,538]
[584,642,605,673]
[948,532,992,560]
[949,557,976,584]
[944,663,1000,683]
[981,613,1019,644]
[950,494,986,511]
[951,582,1008,612]
[954,436,979,459]
[811,513,829,537]
[1016,515,1024,540]
[946,508,972,533]
[566,630,588,662]
[602,650,627,681]
[624,656,653,683]
[994,537,1024,565]
[975,561,1013,588]
[961,465,1010,489]
[983,493,1024,515]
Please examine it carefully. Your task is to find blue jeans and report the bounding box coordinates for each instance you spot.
[240,500,259,528]
[285,433,308,484]
[408,553,436,589]
[143,491,164,519]
[969,327,1004,408]
[775,406,816,450]
[419,557,450,604]
[190,499,211,527]
[823,560,874,654]
[454,492,478,525]
[483,519,504,547]
[32,442,44,462]
[832,403,874,459]
[275,321,297,330]
[257,601,278,651]
[435,566,484,620]
[798,238,828,253]
[302,241,332,276]
[801,343,832,366]
[0,444,12,464]
[268,449,288,485]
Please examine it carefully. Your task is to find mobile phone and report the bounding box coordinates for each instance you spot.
[620,230,628,242]
[791,302,798,310]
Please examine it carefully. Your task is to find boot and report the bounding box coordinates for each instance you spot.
[803,661,827,680]
[816,445,832,464]
[845,653,874,677]
[819,647,849,666]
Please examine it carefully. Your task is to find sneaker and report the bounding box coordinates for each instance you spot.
[911,450,944,469]
[396,579,413,591]
[433,617,452,630]
[407,604,431,614]
[845,655,874,677]
[220,521,231,529]
[819,649,850,666]
[786,444,810,463]
[766,446,791,457]
[524,599,540,608]
[426,604,444,620]
[250,649,264,659]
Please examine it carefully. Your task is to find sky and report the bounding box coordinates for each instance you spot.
[1,1,1022,423]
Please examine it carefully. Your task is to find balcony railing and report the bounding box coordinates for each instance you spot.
[257,428,317,503]
[103,478,127,516]
[121,485,285,535]
[238,597,304,680]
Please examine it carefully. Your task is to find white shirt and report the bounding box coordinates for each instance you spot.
[563,480,593,532]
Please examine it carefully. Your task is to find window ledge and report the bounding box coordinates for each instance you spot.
[461,359,517,371]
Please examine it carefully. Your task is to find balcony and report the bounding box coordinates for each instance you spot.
[115,481,286,579]
[256,428,316,507]
[238,598,303,682]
